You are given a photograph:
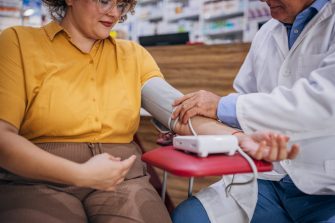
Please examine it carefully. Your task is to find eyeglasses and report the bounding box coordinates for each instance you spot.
[96,0,131,16]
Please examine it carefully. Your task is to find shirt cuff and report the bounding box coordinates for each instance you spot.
[217,93,241,129]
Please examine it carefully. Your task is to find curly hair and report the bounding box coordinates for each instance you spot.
[42,0,137,22]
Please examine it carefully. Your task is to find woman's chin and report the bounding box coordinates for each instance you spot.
[95,31,112,40]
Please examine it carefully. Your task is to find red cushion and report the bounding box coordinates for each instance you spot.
[142,146,272,177]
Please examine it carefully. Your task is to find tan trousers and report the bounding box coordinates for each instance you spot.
[0,142,172,223]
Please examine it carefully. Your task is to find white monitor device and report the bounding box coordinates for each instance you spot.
[173,135,239,157]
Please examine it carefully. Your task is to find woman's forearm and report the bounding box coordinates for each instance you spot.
[173,116,240,136]
[172,117,300,161]
[0,121,82,186]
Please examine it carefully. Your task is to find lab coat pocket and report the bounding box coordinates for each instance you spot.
[298,53,327,78]
[325,160,335,174]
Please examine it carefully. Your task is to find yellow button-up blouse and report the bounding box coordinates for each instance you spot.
[0,21,162,143]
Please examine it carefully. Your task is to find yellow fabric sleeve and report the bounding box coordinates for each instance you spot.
[137,44,163,86]
[0,28,26,129]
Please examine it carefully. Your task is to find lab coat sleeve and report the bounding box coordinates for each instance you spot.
[236,47,335,141]
[216,30,263,128]
[233,30,263,94]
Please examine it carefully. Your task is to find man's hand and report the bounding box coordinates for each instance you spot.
[172,90,221,124]
[237,131,300,162]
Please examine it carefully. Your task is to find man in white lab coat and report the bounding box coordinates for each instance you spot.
[171,0,335,222]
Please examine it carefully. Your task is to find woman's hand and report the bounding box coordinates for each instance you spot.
[172,90,221,124]
[236,131,300,162]
[76,153,136,191]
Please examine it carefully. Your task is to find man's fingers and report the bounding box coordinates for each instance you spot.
[181,109,197,124]
[179,99,198,123]
[182,107,199,124]
[173,93,195,106]
[172,105,183,119]
[178,100,192,123]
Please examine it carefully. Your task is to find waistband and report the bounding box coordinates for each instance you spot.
[0,142,146,183]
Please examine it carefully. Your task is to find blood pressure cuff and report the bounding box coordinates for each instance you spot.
[141,77,183,132]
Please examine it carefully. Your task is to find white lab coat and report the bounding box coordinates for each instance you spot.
[196,1,335,222]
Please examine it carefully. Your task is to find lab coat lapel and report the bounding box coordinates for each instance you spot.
[271,23,290,58]
[289,2,334,55]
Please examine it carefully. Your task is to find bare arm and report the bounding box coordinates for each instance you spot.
[0,120,135,191]
[173,116,234,136]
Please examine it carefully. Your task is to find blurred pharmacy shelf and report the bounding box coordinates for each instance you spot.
[115,0,271,44]
[0,0,22,31]
[0,0,51,32]
[1,0,271,44]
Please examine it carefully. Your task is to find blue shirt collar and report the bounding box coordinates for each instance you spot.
[284,0,328,27]
[283,0,329,49]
